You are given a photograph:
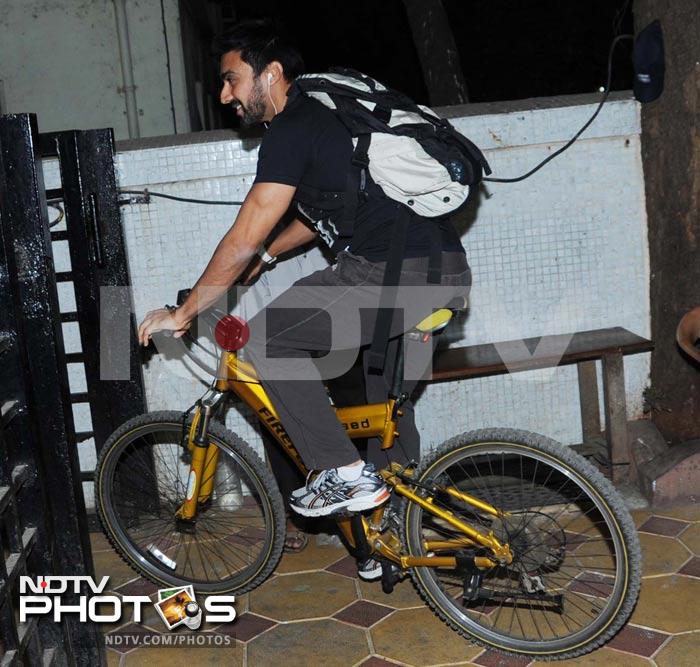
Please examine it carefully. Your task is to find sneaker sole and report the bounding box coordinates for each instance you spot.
[358,566,383,581]
[291,486,390,518]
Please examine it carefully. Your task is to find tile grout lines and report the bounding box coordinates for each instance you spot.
[102,506,700,665]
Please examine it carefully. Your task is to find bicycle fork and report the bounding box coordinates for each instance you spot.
[176,388,226,523]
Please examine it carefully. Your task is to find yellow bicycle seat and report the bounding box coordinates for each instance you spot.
[413,295,469,333]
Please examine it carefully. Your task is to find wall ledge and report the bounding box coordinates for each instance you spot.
[437,90,634,118]
[115,90,637,154]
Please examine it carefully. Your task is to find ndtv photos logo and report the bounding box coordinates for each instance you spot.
[19,576,236,630]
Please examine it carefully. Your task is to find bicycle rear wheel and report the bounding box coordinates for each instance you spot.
[95,411,285,594]
[401,428,641,660]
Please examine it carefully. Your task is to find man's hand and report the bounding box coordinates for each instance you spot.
[138,308,190,346]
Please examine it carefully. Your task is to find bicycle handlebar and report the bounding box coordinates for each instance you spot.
[166,288,250,352]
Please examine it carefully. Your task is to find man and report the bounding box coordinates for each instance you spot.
[138,19,470,520]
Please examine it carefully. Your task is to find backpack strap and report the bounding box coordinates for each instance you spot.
[337,133,371,248]
[427,225,442,285]
[367,205,412,373]
[294,184,345,210]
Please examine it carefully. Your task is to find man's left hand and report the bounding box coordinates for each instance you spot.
[138,308,190,346]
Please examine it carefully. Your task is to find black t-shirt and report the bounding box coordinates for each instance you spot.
[253,91,464,261]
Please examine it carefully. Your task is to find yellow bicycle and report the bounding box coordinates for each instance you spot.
[95,295,641,659]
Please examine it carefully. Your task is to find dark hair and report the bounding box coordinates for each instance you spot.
[212,18,305,82]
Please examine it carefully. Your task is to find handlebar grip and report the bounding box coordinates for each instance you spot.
[177,288,192,306]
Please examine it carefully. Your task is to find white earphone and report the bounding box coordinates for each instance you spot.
[267,72,278,115]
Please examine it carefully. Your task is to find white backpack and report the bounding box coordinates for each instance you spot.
[292,67,490,222]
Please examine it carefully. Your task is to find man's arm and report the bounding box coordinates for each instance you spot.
[242,217,318,285]
[268,217,318,256]
[138,182,295,345]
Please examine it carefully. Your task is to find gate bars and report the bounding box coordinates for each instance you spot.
[1,112,147,665]
[40,127,146,487]
[0,114,105,665]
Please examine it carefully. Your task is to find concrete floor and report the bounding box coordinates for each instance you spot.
[93,503,700,667]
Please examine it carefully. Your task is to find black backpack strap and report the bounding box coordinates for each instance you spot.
[339,133,371,230]
[367,205,412,374]
[295,184,345,210]
[427,224,442,284]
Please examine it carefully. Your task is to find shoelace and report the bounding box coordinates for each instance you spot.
[305,464,377,495]
[305,468,339,493]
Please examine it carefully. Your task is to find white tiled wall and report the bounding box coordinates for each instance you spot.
[43,93,650,506]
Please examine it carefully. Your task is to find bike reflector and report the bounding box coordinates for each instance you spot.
[214,315,250,351]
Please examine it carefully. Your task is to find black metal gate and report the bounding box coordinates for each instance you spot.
[0,113,145,665]
[40,126,146,495]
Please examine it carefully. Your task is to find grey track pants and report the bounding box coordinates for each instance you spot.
[245,250,471,471]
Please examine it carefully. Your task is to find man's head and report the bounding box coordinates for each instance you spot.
[214,19,304,127]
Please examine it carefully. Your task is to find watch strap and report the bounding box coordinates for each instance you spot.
[257,246,277,265]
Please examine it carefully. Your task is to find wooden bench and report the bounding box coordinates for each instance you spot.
[429,327,654,480]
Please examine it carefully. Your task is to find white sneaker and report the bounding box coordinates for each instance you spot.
[289,463,390,518]
[357,557,382,581]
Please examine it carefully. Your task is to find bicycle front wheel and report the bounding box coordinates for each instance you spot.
[401,428,641,660]
[95,411,285,594]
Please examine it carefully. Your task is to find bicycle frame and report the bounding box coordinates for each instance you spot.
[178,348,513,570]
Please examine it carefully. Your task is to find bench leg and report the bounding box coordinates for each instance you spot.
[577,360,602,443]
[602,352,629,481]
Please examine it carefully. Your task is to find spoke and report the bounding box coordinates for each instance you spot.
[488,567,510,629]
[469,455,499,510]
[546,572,613,600]
[192,535,214,582]
[519,454,524,514]
[558,504,612,534]
[514,561,546,641]
[512,596,527,639]
[196,524,253,573]
[448,463,493,530]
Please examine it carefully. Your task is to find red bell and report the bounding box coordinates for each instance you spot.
[214,315,250,351]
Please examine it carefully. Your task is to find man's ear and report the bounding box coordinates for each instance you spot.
[268,61,285,85]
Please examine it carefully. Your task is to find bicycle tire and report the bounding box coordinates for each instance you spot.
[400,428,641,660]
[95,411,286,594]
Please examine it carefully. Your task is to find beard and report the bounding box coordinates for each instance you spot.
[239,78,267,127]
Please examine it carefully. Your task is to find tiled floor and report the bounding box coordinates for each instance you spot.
[93,503,700,667]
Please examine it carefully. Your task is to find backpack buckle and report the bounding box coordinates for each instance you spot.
[351,153,370,169]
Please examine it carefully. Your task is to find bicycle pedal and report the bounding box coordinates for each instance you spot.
[463,572,483,601]
[381,559,401,594]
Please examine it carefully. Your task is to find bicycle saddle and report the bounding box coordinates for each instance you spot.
[414,295,469,334]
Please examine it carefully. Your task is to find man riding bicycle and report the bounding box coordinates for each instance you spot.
[138,19,471,521]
